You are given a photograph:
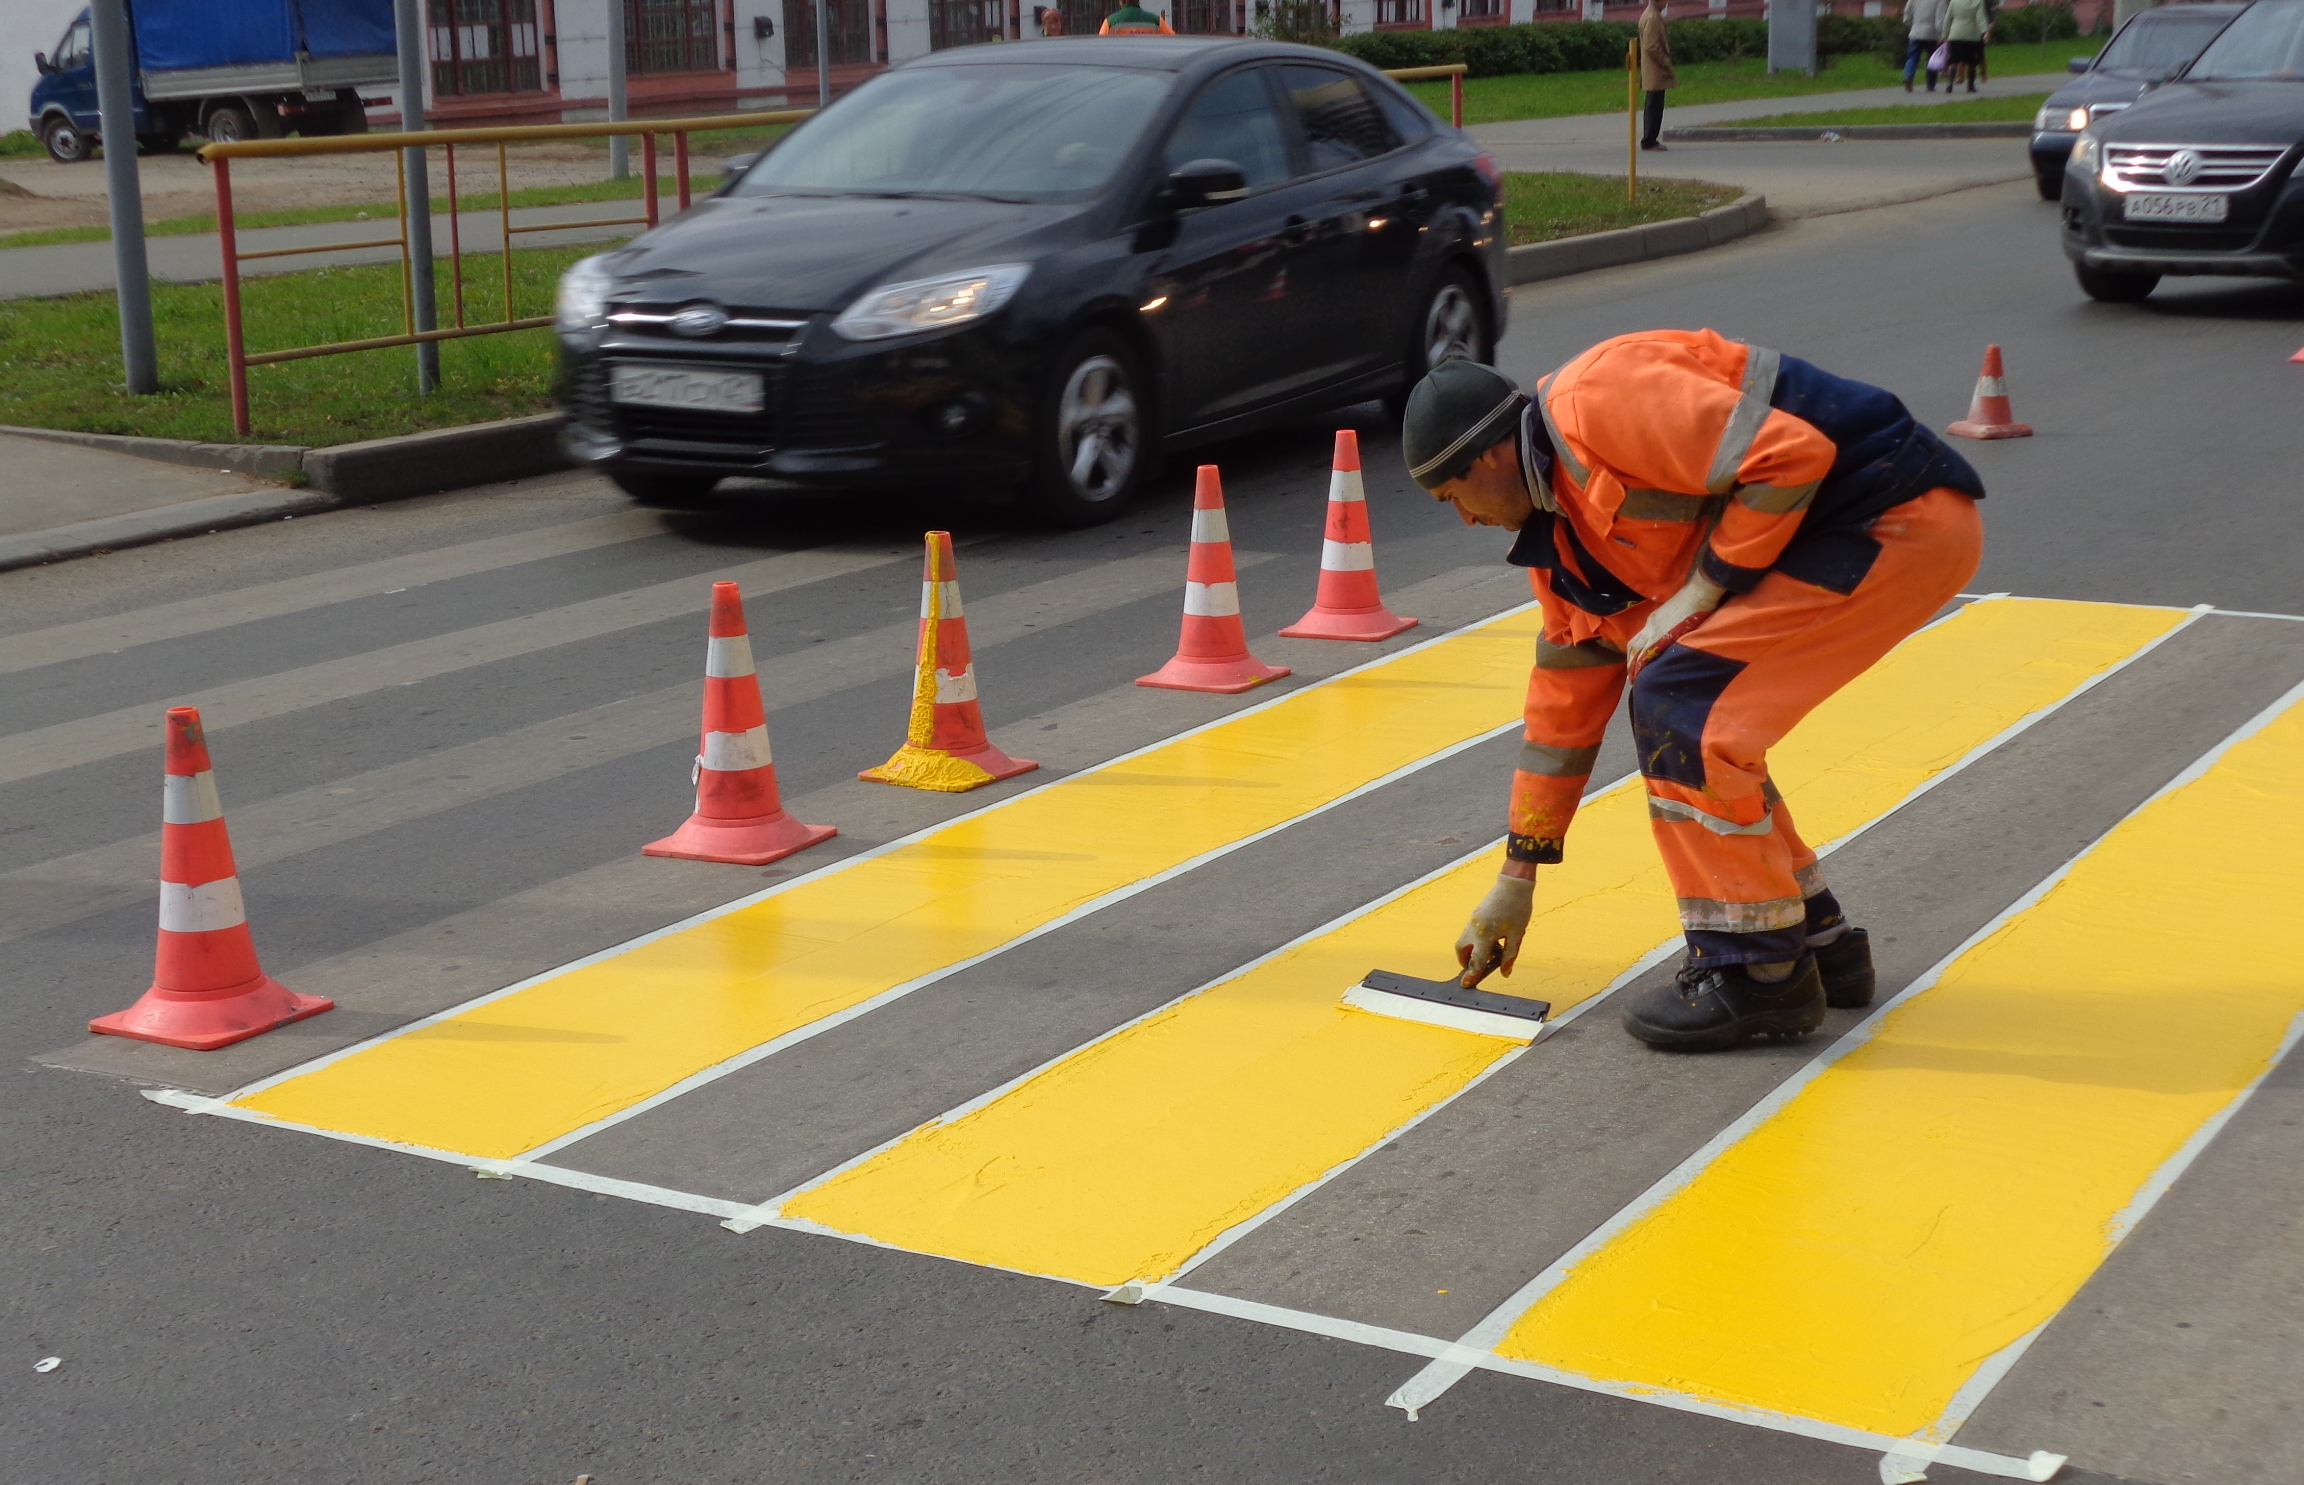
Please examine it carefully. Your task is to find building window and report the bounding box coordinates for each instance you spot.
[1374,0,1425,23]
[1176,0,1236,31]
[427,0,542,96]
[931,0,1008,47]
[1460,0,1504,16]
[783,0,877,66]
[628,0,719,73]
[1532,0,1577,11]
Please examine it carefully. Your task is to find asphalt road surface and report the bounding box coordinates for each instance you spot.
[8,179,2302,1485]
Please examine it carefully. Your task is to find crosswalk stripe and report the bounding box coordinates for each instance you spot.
[772,598,2194,1288]
[0,508,671,678]
[222,605,1550,1160]
[0,543,910,790]
[1476,673,2304,1440]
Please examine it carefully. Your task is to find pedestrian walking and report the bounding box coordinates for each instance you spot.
[1944,0,1990,91]
[1401,337,1986,1052]
[1903,0,1947,91]
[1639,0,1676,151]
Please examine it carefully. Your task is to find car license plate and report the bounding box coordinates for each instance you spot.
[609,364,764,414]
[2124,192,2228,223]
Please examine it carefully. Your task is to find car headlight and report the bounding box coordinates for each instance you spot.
[830,264,1031,342]
[555,254,613,335]
[2070,133,2102,177]
[2068,107,2091,130]
[2036,106,2058,131]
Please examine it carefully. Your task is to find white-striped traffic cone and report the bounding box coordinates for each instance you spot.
[1279,430,1418,642]
[1137,465,1292,694]
[89,707,332,1050]
[860,530,1038,793]
[643,581,836,865]
[1946,344,2033,439]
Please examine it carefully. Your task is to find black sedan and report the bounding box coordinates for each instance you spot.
[2029,1,2247,200]
[553,37,1507,525]
[2062,0,2304,300]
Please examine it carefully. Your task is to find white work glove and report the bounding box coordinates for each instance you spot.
[1627,571,1726,679]
[1455,873,1536,988]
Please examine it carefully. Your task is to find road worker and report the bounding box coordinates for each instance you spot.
[1403,333,1985,1051]
[1100,2,1176,31]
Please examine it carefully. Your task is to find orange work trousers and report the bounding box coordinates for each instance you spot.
[1627,487,1984,965]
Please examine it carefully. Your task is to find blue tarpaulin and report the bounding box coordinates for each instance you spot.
[132,0,395,73]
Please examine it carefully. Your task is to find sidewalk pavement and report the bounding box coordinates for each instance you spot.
[1470,71,2055,217]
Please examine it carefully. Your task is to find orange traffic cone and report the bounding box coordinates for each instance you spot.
[1279,430,1419,642]
[643,581,835,865]
[1946,344,2034,440]
[90,707,332,1050]
[860,531,1038,793]
[1138,465,1293,694]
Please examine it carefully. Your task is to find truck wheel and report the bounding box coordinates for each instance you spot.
[41,116,92,163]
[2075,264,2159,303]
[203,104,260,145]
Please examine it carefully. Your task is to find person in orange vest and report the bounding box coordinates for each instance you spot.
[1403,333,1985,1052]
[1100,2,1176,31]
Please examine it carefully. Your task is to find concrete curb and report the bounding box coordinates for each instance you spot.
[302,413,569,501]
[0,486,344,575]
[1667,122,2031,141]
[1508,190,1769,286]
[0,423,309,483]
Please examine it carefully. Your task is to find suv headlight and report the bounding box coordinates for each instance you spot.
[2036,105,2058,132]
[2070,133,2102,178]
[831,264,1031,342]
[555,254,614,335]
[2038,105,2092,131]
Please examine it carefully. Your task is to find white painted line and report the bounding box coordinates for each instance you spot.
[208,603,1539,1119]
[2208,606,2304,623]
[1384,668,2304,1426]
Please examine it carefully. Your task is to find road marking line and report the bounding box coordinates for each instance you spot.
[772,598,2194,1288]
[1394,671,2304,1439]
[218,604,1547,1159]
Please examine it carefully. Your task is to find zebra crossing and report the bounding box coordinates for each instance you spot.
[9,481,2302,1483]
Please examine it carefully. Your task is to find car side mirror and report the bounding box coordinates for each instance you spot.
[35,52,57,74]
[2068,57,2092,73]
[1164,158,1248,211]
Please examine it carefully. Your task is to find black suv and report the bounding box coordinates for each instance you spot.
[2062,0,2304,300]
[553,37,1506,525]
[2029,1,2247,200]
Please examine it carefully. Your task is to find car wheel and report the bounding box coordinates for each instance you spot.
[610,468,722,507]
[203,104,260,145]
[2075,264,2159,303]
[2033,168,2063,202]
[1386,266,1493,417]
[1024,329,1146,528]
[41,116,92,163]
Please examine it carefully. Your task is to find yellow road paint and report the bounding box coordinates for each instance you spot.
[1489,689,2304,1439]
[781,598,2190,1287]
[233,607,1553,1158]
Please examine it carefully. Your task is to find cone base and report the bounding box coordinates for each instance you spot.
[861,743,1038,794]
[1279,606,1420,643]
[1136,654,1293,694]
[643,809,836,866]
[90,974,334,1052]
[1946,419,2032,440]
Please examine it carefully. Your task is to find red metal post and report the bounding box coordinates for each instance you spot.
[214,157,251,438]
[642,131,660,227]
[674,130,691,211]
[1451,72,1463,130]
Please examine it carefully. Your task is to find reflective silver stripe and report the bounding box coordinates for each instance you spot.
[1536,636,1625,670]
[701,725,773,772]
[159,877,247,934]
[1676,893,1806,933]
[1517,741,1600,778]
[1704,345,1782,495]
[1617,488,1720,523]
[1535,374,1589,487]
[162,771,224,825]
[705,634,756,679]
[1794,862,1829,898]
[1735,478,1818,515]
[1648,795,1776,836]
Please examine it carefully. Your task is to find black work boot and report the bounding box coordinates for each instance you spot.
[1624,956,1826,1052]
[1813,926,1875,1009]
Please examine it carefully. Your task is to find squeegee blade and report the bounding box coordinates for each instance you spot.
[1342,980,1547,1044]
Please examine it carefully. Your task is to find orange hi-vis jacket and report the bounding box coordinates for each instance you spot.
[1502,329,1983,867]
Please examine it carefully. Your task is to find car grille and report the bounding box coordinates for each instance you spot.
[603,301,812,347]
[2102,143,2289,191]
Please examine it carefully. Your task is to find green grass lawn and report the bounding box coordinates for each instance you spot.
[1717,91,2049,127]
[0,242,602,446]
[1,129,43,157]
[1406,38,2100,125]
[1505,171,1741,245]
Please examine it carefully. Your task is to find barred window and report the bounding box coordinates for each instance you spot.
[629,0,719,75]
[1374,0,1425,25]
[1177,0,1238,32]
[784,0,877,66]
[1460,0,1504,16]
[427,0,542,97]
[931,0,1008,48]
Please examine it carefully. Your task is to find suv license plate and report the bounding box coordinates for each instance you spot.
[2124,192,2228,223]
[609,364,764,414]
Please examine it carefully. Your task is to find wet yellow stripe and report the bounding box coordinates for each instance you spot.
[1489,680,2304,1438]
[781,598,2190,1286]
[233,607,1551,1158]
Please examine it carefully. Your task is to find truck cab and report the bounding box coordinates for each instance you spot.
[30,13,135,162]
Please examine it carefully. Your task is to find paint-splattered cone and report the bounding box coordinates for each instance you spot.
[860,531,1038,793]
[643,581,835,865]
[90,707,332,1050]
[1946,344,2033,439]
[1137,466,1293,694]
[1279,430,1419,642]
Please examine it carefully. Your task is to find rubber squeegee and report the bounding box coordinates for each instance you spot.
[1343,970,1550,1043]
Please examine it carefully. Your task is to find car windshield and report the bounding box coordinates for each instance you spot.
[732,64,1171,203]
[2095,11,2237,78]
[2187,0,2304,78]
